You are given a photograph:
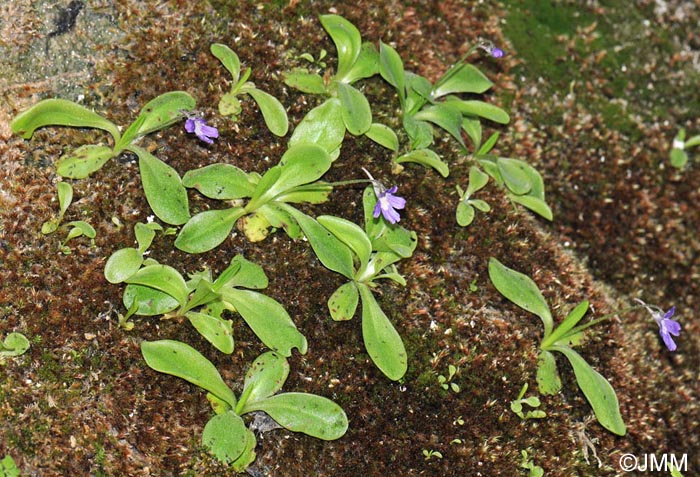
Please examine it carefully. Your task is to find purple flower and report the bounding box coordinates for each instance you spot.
[635,299,681,351]
[362,168,406,224]
[374,185,406,224]
[185,117,219,144]
[477,40,504,58]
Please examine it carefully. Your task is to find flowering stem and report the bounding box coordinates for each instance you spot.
[560,305,644,340]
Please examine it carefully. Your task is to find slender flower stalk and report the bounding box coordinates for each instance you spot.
[185,116,219,144]
[362,168,406,224]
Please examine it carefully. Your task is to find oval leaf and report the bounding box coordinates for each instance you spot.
[124,264,188,307]
[320,14,361,80]
[104,247,143,284]
[243,392,348,440]
[488,258,553,337]
[328,281,359,321]
[222,288,307,357]
[433,64,493,98]
[11,98,120,142]
[130,146,190,225]
[365,123,399,151]
[379,41,406,100]
[241,351,290,406]
[211,43,241,83]
[123,284,179,316]
[186,312,234,354]
[175,207,244,254]
[551,346,626,436]
[289,98,345,157]
[247,88,289,137]
[395,148,449,178]
[56,145,114,179]
[183,163,256,200]
[141,340,237,408]
[336,82,372,135]
[318,215,371,266]
[536,349,562,395]
[202,412,249,464]
[357,283,407,380]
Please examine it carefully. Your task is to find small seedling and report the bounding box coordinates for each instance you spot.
[520,449,544,477]
[41,182,73,234]
[141,341,348,470]
[437,364,460,393]
[0,333,30,362]
[510,383,546,420]
[59,220,96,254]
[422,449,443,460]
[456,166,491,226]
[211,43,288,136]
[670,128,700,169]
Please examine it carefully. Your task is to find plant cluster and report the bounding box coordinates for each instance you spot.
[8,12,682,473]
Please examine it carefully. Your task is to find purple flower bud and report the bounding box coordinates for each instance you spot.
[634,299,681,351]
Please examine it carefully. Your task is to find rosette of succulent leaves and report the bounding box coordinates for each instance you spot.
[105,222,307,357]
[283,15,551,227]
[279,186,418,381]
[141,341,348,470]
[488,258,626,436]
[11,92,197,227]
[211,43,289,137]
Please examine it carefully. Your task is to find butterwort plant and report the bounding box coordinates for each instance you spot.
[11,92,197,225]
[488,258,626,435]
[670,128,700,169]
[279,183,417,380]
[105,227,306,356]
[141,341,348,471]
[174,142,334,252]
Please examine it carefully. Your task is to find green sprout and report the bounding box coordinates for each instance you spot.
[422,449,443,461]
[510,383,546,420]
[437,364,460,393]
[520,449,544,477]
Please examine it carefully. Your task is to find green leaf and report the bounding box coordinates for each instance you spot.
[214,255,269,291]
[318,215,371,266]
[283,69,327,95]
[210,43,241,83]
[65,220,96,239]
[470,199,491,212]
[57,182,73,216]
[242,392,348,440]
[402,115,434,150]
[433,64,493,98]
[289,98,345,158]
[0,332,30,357]
[395,149,449,177]
[328,281,359,321]
[336,82,372,135]
[258,203,302,239]
[379,41,406,103]
[129,145,190,225]
[498,157,532,195]
[446,98,510,124]
[240,351,290,407]
[477,132,500,156]
[670,148,688,169]
[456,202,475,227]
[202,412,249,464]
[182,163,256,200]
[247,88,289,137]
[104,247,144,284]
[248,144,331,209]
[186,312,234,354]
[175,207,245,254]
[462,117,482,150]
[415,103,465,149]
[551,346,627,435]
[117,92,195,151]
[488,258,553,337]
[508,194,553,221]
[466,166,490,196]
[341,41,379,84]
[218,92,242,117]
[274,183,333,205]
[123,284,179,316]
[55,145,114,179]
[365,123,399,151]
[141,340,237,408]
[281,206,355,279]
[320,14,362,80]
[542,300,589,349]
[125,264,189,307]
[536,350,562,395]
[357,283,407,380]
[222,288,307,357]
[11,98,120,143]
